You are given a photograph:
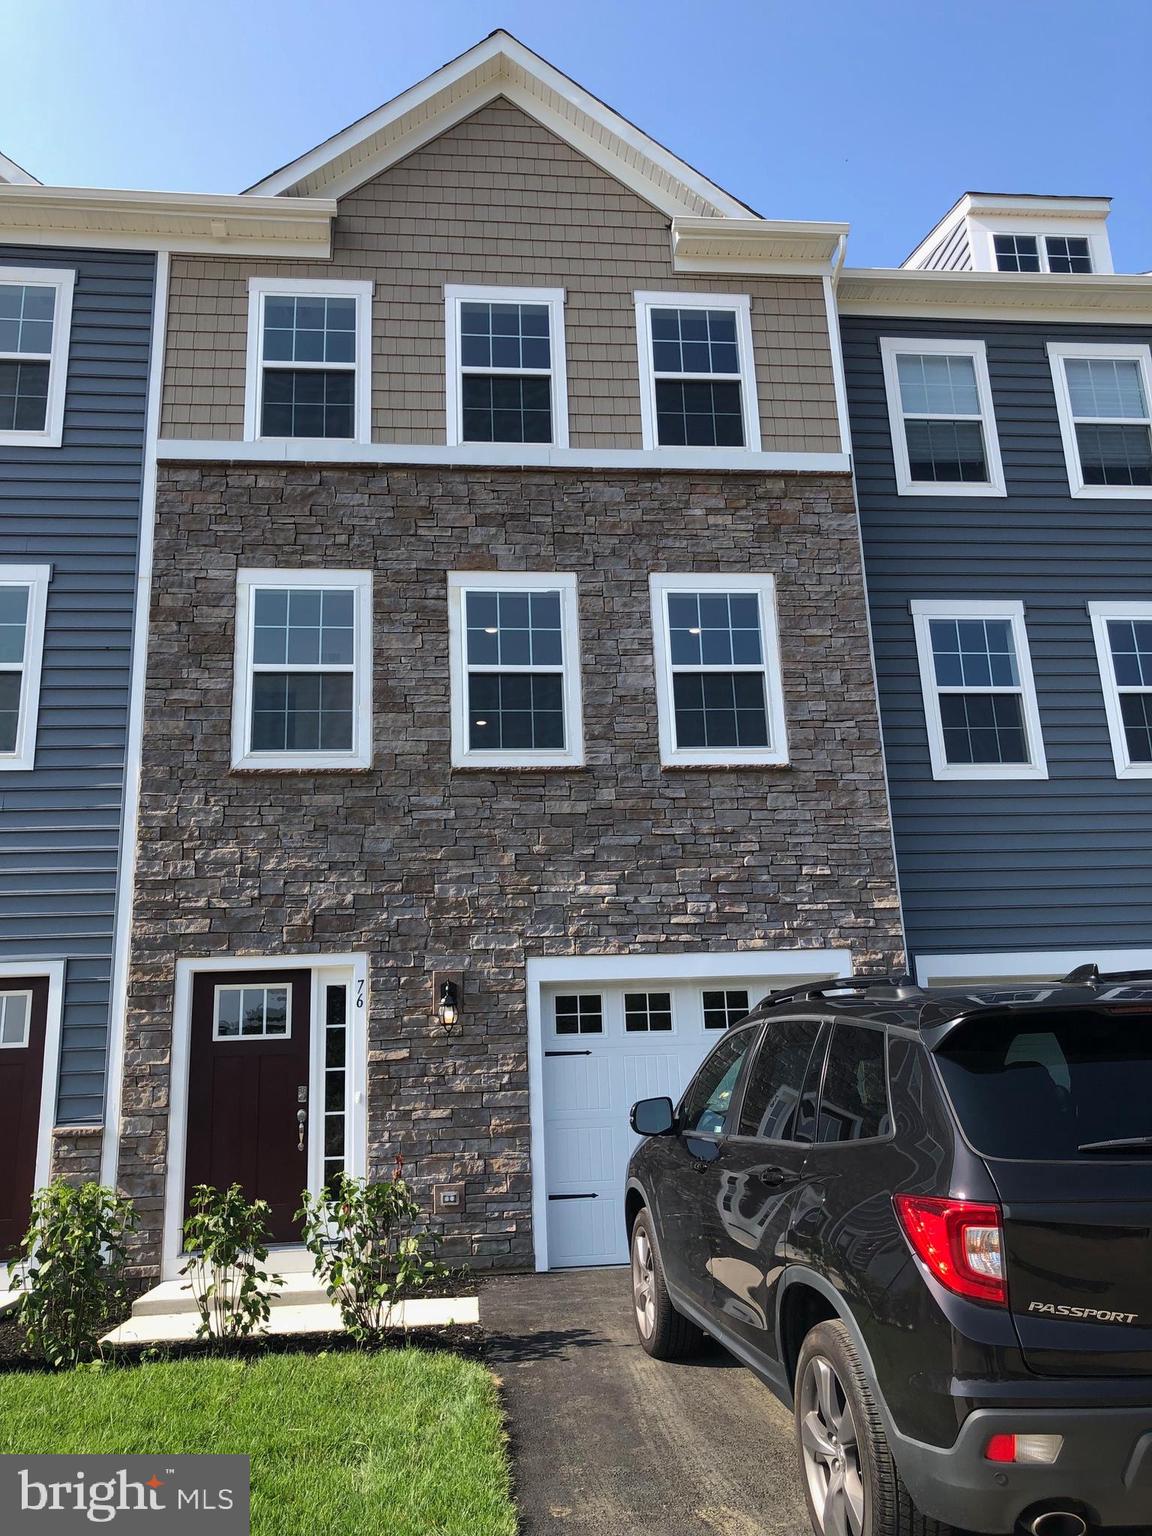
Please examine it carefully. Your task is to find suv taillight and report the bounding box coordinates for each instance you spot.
[893,1194,1006,1306]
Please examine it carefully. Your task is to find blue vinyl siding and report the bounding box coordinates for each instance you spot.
[0,245,155,1123]
[842,312,1152,963]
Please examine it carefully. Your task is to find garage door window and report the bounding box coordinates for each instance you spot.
[624,992,673,1032]
[680,1026,758,1136]
[703,988,750,1029]
[554,994,603,1035]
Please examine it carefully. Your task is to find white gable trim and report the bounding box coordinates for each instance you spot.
[246,31,754,221]
[0,150,40,187]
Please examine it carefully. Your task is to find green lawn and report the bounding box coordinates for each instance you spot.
[0,1349,517,1536]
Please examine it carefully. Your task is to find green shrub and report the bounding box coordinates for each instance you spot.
[15,1180,137,1369]
[300,1173,449,1342]
[180,1184,284,1341]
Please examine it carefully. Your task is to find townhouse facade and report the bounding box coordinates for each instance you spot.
[102,34,904,1276]
[839,194,1152,987]
[4,33,1148,1284]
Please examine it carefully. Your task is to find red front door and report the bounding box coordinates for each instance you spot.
[0,977,49,1263]
[184,970,312,1245]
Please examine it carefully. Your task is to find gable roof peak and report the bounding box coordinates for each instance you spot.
[245,30,759,221]
[0,149,41,186]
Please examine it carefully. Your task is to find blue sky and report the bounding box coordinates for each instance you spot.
[3,0,1150,270]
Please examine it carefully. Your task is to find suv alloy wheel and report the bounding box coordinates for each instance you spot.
[628,1209,705,1360]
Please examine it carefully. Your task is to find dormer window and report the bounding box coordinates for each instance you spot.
[994,234,1093,274]
[993,235,1040,273]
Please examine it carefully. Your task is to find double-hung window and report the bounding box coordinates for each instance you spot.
[0,565,50,771]
[993,234,1093,274]
[447,571,583,768]
[649,573,787,767]
[635,292,760,451]
[1089,602,1152,778]
[1048,342,1152,496]
[245,277,373,443]
[911,599,1046,781]
[444,286,568,448]
[232,569,373,770]
[0,268,74,447]
[880,338,1005,495]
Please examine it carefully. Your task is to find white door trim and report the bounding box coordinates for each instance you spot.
[162,952,369,1281]
[525,947,853,1272]
[0,958,65,1289]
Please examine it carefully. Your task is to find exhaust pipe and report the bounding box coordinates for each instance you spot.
[1028,1514,1087,1536]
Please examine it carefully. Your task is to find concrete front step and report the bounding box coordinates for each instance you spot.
[132,1272,329,1317]
[103,1294,479,1347]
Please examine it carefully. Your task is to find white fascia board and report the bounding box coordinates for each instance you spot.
[245,31,754,220]
[837,268,1152,323]
[157,440,852,475]
[915,947,1152,986]
[0,185,335,255]
[527,949,854,984]
[670,216,848,275]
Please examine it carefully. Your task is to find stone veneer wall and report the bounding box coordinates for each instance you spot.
[50,1127,103,1187]
[118,464,904,1272]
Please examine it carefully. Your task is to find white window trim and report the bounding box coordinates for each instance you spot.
[634,290,761,454]
[0,563,51,772]
[1047,341,1152,500]
[1088,600,1152,779]
[0,989,33,1048]
[880,337,1006,497]
[447,570,584,769]
[443,285,569,450]
[243,276,373,446]
[0,266,74,448]
[649,572,788,768]
[212,982,293,1041]
[911,598,1047,782]
[231,567,373,771]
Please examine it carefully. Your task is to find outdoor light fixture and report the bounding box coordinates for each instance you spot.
[437,980,460,1031]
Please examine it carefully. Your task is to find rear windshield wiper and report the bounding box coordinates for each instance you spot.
[1078,1136,1152,1153]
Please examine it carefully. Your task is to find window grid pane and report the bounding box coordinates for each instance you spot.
[463,586,568,754]
[993,234,1041,272]
[650,307,740,377]
[261,368,354,439]
[666,589,772,751]
[927,615,1032,767]
[554,994,603,1036]
[703,989,750,1029]
[250,673,354,753]
[938,692,1028,765]
[1045,236,1092,274]
[0,585,30,667]
[0,993,30,1048]
[0,671,22,754]
[895,352,989,484]
[458,301,554,446]
[1107,619,1152,764]
[0,284,55,357]
[655,379,744,448]
[624,992,673,1032]
[215,985,290,1039]
[262,295,356,366]
[253,587,355,669]
[0,360,50,433]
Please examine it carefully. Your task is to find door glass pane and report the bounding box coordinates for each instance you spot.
[0,992,30,1048]
[680,1026,758,1136]
[323,983,348,1190]
[817,1026,890,1142]
[738,1018,823,1141]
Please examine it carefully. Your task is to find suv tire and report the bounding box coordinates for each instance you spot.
[795,1319,954,1536]
[629,1208,705,1360]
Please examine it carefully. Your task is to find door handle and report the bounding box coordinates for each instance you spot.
[297,1107,307,1152]
[759,1166,791,1187]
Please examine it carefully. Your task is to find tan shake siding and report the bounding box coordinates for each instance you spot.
[161,100,841,453]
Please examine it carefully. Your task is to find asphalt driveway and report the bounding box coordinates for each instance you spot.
[482,1267,812,1536]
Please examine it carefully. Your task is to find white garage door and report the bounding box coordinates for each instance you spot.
[540,972,801,1268]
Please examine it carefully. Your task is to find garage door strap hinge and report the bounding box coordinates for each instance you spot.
[548,1193,598,1200]
[544,1049,593,1056]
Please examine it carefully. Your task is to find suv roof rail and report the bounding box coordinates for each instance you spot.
[1061,963,1152,987]
[762,974,919,1008]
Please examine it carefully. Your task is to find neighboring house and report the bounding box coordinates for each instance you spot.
[839,193,1152,987]
[0,162,341,1268]
[106,32,904,1277]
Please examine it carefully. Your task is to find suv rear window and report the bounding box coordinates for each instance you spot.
[933,1008,1152,1159]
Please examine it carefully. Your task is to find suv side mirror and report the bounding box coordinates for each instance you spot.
[631,1095,675,1136]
